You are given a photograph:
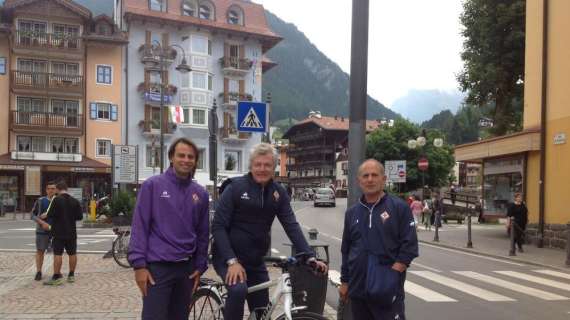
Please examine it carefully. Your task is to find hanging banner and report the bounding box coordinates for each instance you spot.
[170,105,185,124]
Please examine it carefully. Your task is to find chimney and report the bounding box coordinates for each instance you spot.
[334,115,338,120]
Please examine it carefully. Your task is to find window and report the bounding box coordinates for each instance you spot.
[191,72,212,90]
[96,139,111,157]
[17,97,46,112]
[227,6,243,25]
[146,145,161,168]
[191,35,211,55]
[52,62,78,75]
[97,65,112,84]
[192,109,206,125]
[97,23,111,36]
[151,107,161,129]
[182,108,191,124]
[17,136,46,152]
[50,137,63,153]
[149,0,166,12]
[90,103,118,121]
[196,149,205,170]
[97,103,110,120]
[224,150,241,172]
[199,2,213,20]
[64,138,79,154]
[182,0,197,16]
[52,24,79,49]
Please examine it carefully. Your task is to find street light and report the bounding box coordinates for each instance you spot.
[209,99,219,205]
[143,41,192,173]
[407,129,444,198]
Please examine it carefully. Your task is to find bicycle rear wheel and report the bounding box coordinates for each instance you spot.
[189,288,224,320]
[112,234,131,268]
[276,311,329,320]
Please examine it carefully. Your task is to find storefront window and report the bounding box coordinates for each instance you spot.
[0,176,19,212]
[483,156,524,216]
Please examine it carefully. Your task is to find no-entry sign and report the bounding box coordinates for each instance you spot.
[418,157,429,171]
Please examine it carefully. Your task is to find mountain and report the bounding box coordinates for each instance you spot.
[391,89,465,123]
[262,11,399,122]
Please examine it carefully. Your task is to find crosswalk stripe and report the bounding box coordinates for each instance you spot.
[405,281,457,302]
[409,271,515,302]
[454,271,568,301]
[533,269,570,281]
[495,271,570,292]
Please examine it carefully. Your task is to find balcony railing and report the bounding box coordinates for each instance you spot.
[139,120,176,134]
[220,92,253,105]
[221,57,253,70]
[10,111,83,134]
[13,30,81,50]
[221,127,251,142]
[11,151,82,162]
[11,71,83,93]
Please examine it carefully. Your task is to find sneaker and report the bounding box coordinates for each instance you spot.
[34,272,42,281]
[518,247,524,253]
[67,275,75,283]
[43,277,64,286]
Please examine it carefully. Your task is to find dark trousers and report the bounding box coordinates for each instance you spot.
[351,272,407,320]
[214,261,270,320]
[514,224,525,249]
[142,260,194,320]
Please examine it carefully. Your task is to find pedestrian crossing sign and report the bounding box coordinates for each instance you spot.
[237,101,268,133]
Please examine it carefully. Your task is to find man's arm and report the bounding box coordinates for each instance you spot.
[275,191,313,256]
[74,199,83,221]
[193,191,210,274]
[395,202,419,267]
[211,184,236,263]
[128,181,153,269]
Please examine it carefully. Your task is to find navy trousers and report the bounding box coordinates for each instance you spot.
[214,261,270,320]
[142,260,194,320]
[350,272,407,320]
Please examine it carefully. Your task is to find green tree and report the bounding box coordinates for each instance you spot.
[458,0,525,136]
[366,119,455,192]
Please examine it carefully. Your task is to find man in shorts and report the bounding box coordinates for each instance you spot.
[31,181,56,281]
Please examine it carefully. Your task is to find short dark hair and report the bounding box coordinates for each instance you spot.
[46,181,57,187]
[168,137,200,176]
[56,180,68,191]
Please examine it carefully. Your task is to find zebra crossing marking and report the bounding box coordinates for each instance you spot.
[453,271,568,301]
[495,271,570,292]
[533,269,570,281]
[409,271,515,302]
[405,281,456,302]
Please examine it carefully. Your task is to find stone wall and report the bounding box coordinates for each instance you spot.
[526,223,569,249]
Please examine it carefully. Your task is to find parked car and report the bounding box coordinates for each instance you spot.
[301,188,315,201]
[314,188,336,207]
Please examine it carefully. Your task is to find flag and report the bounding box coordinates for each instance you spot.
[170,105,185,124]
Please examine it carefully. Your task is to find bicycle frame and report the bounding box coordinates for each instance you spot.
[247,271,307,320]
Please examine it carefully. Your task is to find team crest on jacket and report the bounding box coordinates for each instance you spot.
[273,190,280,202]
[380,211,390,223]
[192,193,200,204]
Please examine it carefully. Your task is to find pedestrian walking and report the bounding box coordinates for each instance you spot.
[339,159,418,320]
[432,192,442,228]
[36,180,83,285]
[211,143,327,320]
[422,197,433,231]
[128,138,209,320]
[30,181,56,281]
[410,195,423,229]
[507,193,528,252]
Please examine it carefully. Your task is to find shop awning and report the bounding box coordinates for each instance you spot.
[0,153,111,173]
[454,129,541,162]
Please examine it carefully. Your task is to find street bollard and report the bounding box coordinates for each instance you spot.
[565,223,570,266]
[509,217,517,256]
[433,210,440,242]
[466,210,473,248]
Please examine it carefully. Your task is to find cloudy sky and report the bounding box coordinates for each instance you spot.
[254,0,465,107]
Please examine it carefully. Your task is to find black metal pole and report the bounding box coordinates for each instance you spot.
[264,92,272,143]
[159,48,165,174]
[509,217,517,256]
[209,99,219,205]
[467,209,473,248]
[347,0,370,207]
[565,222,570,266]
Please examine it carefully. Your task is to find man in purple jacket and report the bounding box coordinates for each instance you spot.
[128,137,209,320]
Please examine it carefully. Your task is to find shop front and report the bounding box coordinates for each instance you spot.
[0,165,25,214]
[482,155,525,217]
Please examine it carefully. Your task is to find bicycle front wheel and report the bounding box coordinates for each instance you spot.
[112,234,131,268]
[276,311,329,320]
[189,288,224,320]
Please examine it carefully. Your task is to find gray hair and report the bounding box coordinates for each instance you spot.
[358,159,385,176]
[249,143,278,169]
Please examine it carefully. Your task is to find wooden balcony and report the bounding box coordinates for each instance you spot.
[12,30,83,59]
[221,57,253,77]
[10,111,83,135]
[139,120,176,135]
[11,71,83,97]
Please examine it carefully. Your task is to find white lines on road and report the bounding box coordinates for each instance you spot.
[411,262,441,273]
[533,269,570,281]
[420,242,525,266]
[454,271,568,301]
[300,225,342,242]
[495,271,570,292]
[6,228,36,231]
[409,271,515,302]
[405,281,456,302]
[271,248,280,254]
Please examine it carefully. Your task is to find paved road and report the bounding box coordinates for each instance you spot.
[272,199,570,320]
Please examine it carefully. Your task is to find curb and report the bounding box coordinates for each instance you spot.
[419,239,570,271]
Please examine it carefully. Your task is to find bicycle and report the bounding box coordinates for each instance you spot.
[189,254,328,320]
[111,226,131,268]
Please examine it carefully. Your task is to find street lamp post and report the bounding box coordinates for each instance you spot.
[209,99,219,205]
[143,41,192,173]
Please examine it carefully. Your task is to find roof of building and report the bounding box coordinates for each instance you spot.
[2,0,92,19]
[297,115,380,132]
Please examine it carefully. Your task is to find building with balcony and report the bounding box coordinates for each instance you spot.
[283,112,380,190]
[120,0,281,186]
[0,0,127,211]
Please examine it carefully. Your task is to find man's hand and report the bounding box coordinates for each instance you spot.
[189,270,201,294]
[40,213,48,220]
[225,262,246,286]
[38,220,50,231]
[308,258,328,273]
[391,262,407,273]
[134,268,155,297]
[338,282,349,303]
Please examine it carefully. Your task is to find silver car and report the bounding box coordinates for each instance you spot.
[314,188,336,207]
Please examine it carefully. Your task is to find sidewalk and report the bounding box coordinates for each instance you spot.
[0,252,337,320]
[416,221,569,270]
[0,212,30,222]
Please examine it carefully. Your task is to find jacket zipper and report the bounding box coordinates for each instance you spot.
[359,199,381,229]
[261,186,265,208]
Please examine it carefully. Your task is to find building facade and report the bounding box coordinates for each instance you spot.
[455,0,570,249]
[0,0,126,211]
[120,0,280,187]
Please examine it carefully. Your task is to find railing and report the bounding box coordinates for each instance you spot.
[221,57,253,71]
[140,120,175,134]
[10,111,83,133]
[10,151,82,162]
[220,92,253,104]
[13,30,81,50]
[221,127,250,140]
[11,71,83,93]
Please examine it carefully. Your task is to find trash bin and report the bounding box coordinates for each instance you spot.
[284,229,329,315]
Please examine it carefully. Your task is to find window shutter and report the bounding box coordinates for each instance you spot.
[239,80,245,98]
[224,43,229,57]
[239,45,245,59]
[90,103,97,119]
[162,33,169,47]
[111,105,118,121]
[223,78,229,103]
[145,31,151,45]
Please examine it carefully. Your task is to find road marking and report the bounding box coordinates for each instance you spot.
[495,271,570,292]
[95,230,115,235]
[405,281,456,302]
[0,248,108,254]
[420,242,525,266]
[410,271,515,302]
[411,262,441,273]
[533,269,570,280]
[271,248,279,254]
[7,228,36,231]
[300,225,342,242]
[328,269,341,286]
[454,271,568,301]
